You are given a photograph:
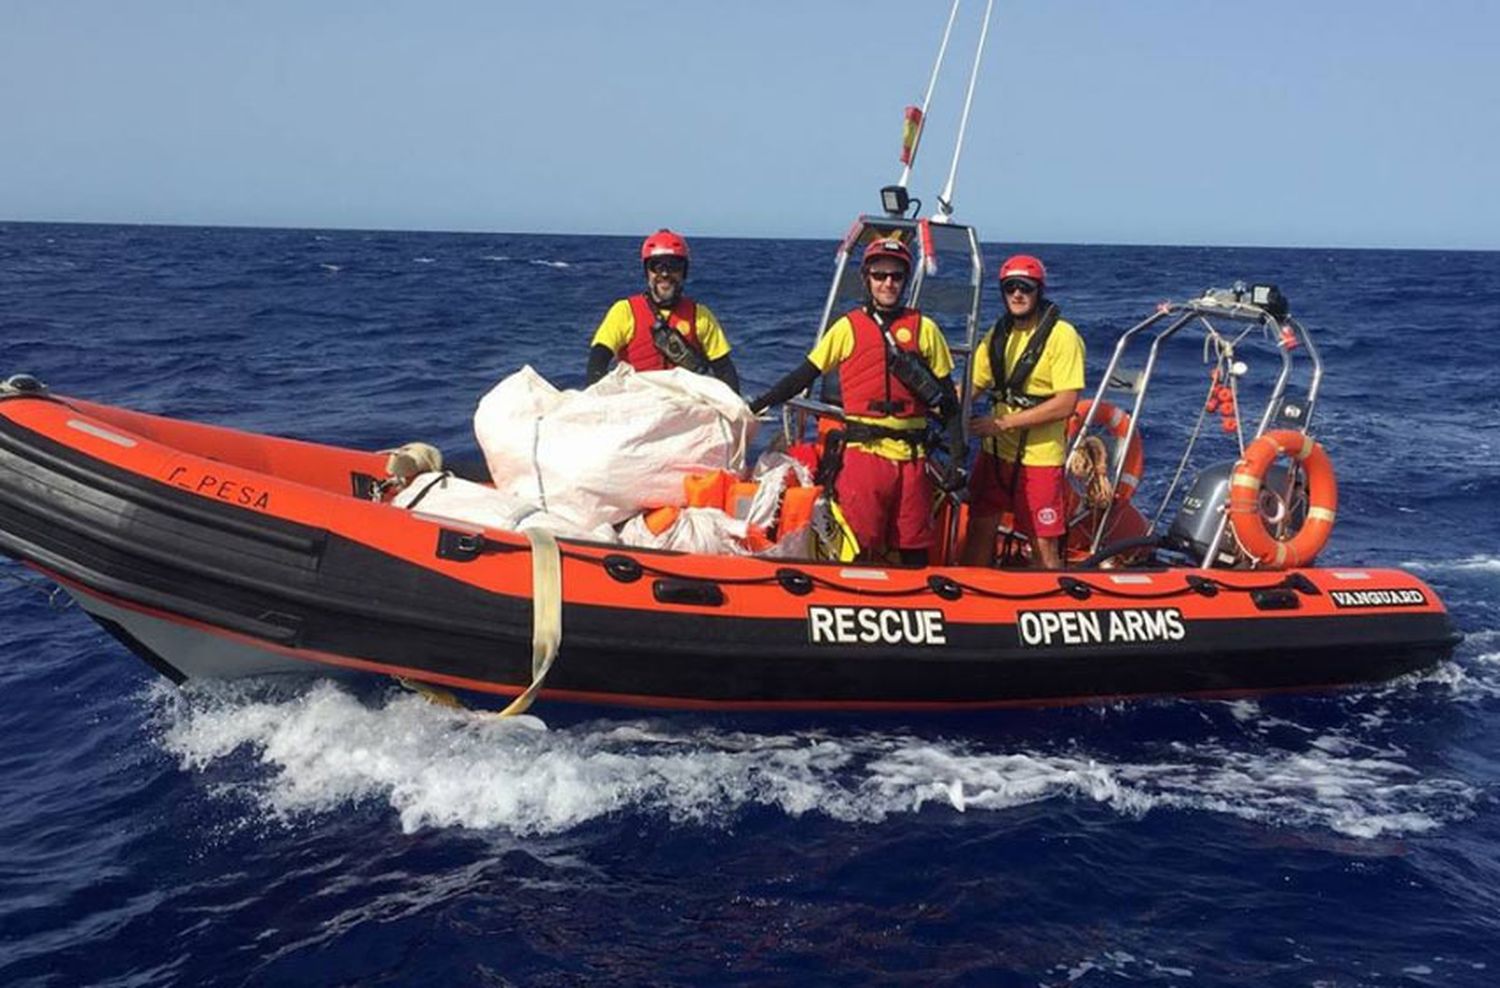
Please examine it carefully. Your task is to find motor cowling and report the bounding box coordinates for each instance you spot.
[1165,459,1304,567]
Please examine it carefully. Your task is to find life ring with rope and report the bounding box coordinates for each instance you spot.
[1228,429,1337,568]
[1065,398,1144,508]
[1058,399,1149,566]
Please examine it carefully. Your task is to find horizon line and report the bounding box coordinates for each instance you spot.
[3,216,1496,255]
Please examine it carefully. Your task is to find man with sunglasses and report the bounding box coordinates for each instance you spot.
[750,237,962,565]
[586,228,740,390]
[960,254,1085,569]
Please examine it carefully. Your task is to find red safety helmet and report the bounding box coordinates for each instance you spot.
[641,229,690,266]
[998,254,1047,287]
[861,237,913,271]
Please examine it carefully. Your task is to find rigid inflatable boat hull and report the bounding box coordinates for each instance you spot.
[0,392,1462,712]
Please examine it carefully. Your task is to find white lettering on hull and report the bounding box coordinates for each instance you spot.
[807,607,947,646]
[1329,589,1426,608]
[1017,608,1187,648]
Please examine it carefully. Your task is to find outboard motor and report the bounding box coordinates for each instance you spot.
[1165,459,1304,566]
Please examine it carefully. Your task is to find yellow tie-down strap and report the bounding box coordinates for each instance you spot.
[497,526,563,717]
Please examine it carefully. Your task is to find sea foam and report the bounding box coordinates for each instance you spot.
[150,679,1478,840]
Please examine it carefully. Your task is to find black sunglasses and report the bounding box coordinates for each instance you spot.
[1002,279,1038,295]
[867,269,907,283]
[647,258,687,275]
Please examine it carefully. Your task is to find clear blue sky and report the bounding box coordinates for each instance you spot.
[4,1,1497,249]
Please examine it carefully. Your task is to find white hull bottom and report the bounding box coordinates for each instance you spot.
[70,588,313,681]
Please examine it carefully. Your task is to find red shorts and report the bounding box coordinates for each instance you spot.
[968,452,1066,538]
[834,449,936,552]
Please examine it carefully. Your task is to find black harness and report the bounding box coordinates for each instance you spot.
[987,301,1061,410]
[650,311,710,374]
[985,300,1063,564]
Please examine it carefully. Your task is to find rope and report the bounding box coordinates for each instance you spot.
[1067,436,1113,510]
[0,567,75,610]
[1150,326,1239,532]
[496,526,563,717]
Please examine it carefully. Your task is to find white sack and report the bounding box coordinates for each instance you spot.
[513,511,618,544]
[751,449,815,487]
[616,505,813,559]
[391,472,538,529]
[751,524,812,559]
[475,364,757,529]
[392,472,617,543]
[618,506,751,555]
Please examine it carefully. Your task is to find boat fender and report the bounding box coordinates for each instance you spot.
[1228,430,1337,569]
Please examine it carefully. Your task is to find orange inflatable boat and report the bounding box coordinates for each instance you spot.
[0,368,1459,713]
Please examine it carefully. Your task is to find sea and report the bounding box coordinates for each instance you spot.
[1,222,1497,987]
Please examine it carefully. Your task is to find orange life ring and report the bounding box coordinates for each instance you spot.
[1228,430,1337,568]
[1066,399,1144,504]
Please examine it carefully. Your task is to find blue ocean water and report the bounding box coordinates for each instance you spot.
[1,221,1498,986]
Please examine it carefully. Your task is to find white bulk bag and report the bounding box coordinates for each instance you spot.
[618,506,751,555]
[475,364,756,529]
[392,472,538,529]
[392,472,617,543]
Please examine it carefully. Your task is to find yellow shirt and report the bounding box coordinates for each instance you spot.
[971,316,1085,466]
[809,311,955,462]
[590,298,732,361]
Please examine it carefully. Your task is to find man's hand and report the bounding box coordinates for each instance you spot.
[967,414,1011,438]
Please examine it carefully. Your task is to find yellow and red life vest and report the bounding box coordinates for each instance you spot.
[840,308,925,418]
[623,294,701,371]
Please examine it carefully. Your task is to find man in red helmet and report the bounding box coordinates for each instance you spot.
[586,229,740,391]
[750,236,963,565]
[960,254,1085,569]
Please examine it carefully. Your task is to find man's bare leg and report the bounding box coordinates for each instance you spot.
[1032,536,1064,570]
